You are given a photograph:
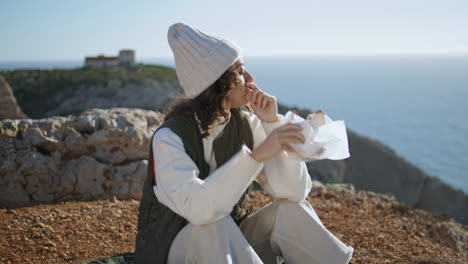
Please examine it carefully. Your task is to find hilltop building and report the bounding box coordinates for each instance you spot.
[84,50,136,68]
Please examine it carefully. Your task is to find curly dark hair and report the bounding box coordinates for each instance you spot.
[163,59,251,138]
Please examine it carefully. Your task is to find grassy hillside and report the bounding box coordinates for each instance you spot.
[0,65,179,118]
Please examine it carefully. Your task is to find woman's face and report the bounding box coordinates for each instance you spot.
[227,60,254,109]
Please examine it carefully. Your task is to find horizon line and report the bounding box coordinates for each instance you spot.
[2,50,468,63]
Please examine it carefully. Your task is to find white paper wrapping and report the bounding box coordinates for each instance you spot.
[280,110,350,161]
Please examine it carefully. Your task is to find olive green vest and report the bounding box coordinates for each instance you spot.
[134,108,254,264]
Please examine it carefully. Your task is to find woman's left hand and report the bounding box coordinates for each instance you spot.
[245,83,279,122]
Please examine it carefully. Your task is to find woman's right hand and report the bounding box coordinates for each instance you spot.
[249,123,305,162]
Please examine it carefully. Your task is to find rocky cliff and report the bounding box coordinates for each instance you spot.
[1,65,183,118]
[0,74,28,119]
[305,131,468,225]
[43,78,182,118]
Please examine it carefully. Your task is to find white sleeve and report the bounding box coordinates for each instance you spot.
[152,127,264,226]
[246,112,312,202]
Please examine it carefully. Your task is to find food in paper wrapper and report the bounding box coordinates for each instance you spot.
[281,110,350,161]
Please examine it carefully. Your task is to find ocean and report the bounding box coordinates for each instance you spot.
[1,54,467,193]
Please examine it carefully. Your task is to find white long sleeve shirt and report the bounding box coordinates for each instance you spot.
[152,111,312,226]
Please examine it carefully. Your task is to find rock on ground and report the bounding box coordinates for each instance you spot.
[0,108,164,208]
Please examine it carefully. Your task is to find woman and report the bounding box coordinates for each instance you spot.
[135,22,354,264]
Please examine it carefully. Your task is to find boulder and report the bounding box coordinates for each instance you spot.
[0,108,163,208]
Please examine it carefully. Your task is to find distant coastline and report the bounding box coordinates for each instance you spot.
[0,60,83,70]
[0,57,173,70]
[3,52,468,70]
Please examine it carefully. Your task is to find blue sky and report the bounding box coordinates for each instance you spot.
[1,0,467,61]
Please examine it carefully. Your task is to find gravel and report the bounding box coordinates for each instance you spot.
[1,190,466,264]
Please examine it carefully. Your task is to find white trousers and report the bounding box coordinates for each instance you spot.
[168,199,354,264]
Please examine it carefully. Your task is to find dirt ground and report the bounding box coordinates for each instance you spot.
[1,189,466,264]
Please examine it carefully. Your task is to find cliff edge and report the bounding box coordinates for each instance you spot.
[0,74,28,120]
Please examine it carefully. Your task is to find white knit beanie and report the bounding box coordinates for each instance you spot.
[167,22,243,99]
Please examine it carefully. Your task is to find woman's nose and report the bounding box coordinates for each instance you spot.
[244,70,254,83]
